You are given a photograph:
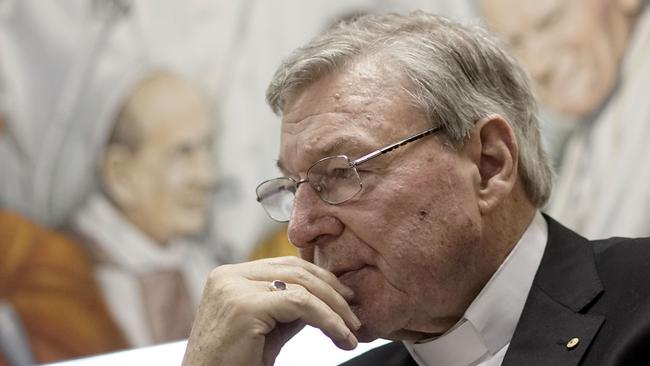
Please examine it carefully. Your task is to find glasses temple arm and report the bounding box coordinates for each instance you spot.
[351,126,441,166]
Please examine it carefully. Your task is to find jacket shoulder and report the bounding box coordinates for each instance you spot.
[581,237,650,364]
[591,236,650,284]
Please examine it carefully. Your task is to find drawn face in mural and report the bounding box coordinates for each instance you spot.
[481,0,642,119]
[103,73,216,244]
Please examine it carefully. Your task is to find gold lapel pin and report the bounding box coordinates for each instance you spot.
[566,337,580,349]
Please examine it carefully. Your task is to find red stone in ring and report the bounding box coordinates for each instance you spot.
[271,280,287,291]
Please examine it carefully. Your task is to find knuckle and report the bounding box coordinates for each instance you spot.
[206,272,239,299]
[206,271,225,294]
[292,267,312,284]
[208,280,232,302]
[222,292,255,318]
[286,287,311,308]
[208,264,232,282]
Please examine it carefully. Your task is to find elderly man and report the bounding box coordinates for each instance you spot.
[182,12,650,366]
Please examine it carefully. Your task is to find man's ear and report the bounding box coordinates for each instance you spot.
[468,115,518,214]
[101,144,136,209]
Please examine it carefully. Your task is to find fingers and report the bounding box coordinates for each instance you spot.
[185,256,364,366]
[254,281,359,350]
[237,257,361,331]
[255,256,354,300]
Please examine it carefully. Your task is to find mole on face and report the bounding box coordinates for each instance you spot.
[418,210,428,220]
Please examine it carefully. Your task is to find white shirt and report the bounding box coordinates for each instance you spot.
[403,211,548,366]
[72,194,218,347]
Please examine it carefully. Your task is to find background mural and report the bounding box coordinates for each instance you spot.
[1,0,648,364]
[0,1,476,363]
[480,0,650,239]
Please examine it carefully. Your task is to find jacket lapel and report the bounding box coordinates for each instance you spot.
[502,215,605,366]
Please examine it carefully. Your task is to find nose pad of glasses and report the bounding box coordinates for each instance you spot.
[295,178,323,195]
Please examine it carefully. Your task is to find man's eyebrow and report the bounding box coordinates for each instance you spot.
[320,136,373,159]
[275,137,374,176]
[319,138,350,157]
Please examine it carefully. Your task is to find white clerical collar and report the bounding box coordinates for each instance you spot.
[403,211,548,366]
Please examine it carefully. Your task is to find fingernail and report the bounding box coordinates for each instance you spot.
[347,332,358,349]
[334,331,358,351]
[342,286,354,300]
[351,313,362,330]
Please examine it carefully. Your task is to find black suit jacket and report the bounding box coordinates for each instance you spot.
[341,215,650,366]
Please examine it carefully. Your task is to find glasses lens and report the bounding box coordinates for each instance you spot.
[256,178,295,221]
[308,156,362,204]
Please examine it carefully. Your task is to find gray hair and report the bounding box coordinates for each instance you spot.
[266,11,553,207]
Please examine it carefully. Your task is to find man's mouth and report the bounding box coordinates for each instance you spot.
[334,265,367,284]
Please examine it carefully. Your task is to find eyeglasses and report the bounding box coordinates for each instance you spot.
[256,126,442,222]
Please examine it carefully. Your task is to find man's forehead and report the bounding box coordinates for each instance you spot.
[281,58,408,119]
[276,59,424,171]
[279,121,376,171]
[282,87,384,127]
[280,93,394,159]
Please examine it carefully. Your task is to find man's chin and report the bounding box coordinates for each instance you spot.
[351,317,401,343]
[353,323,443,343]
[353,327,382,343]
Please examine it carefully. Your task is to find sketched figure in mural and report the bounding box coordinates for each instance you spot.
[0,113,127,365]
[70,71,219,347]
[481,0,650,238]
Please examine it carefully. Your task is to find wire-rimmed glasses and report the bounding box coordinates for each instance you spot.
[256,126,442,222]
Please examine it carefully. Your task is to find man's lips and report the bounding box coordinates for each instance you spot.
[334,266,368,307]
[333,265,368,283]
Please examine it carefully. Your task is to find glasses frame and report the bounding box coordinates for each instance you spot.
[256,126,442,221]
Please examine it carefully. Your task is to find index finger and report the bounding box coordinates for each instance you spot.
[251,256,355,300]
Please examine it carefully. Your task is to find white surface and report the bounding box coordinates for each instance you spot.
[44,341,187,366]
[276,326,389,366]
[44,326,389,366]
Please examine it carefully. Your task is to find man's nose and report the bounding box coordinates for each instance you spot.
[287,182,344,248]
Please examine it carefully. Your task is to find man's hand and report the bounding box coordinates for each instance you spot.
[181,256,361,366]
